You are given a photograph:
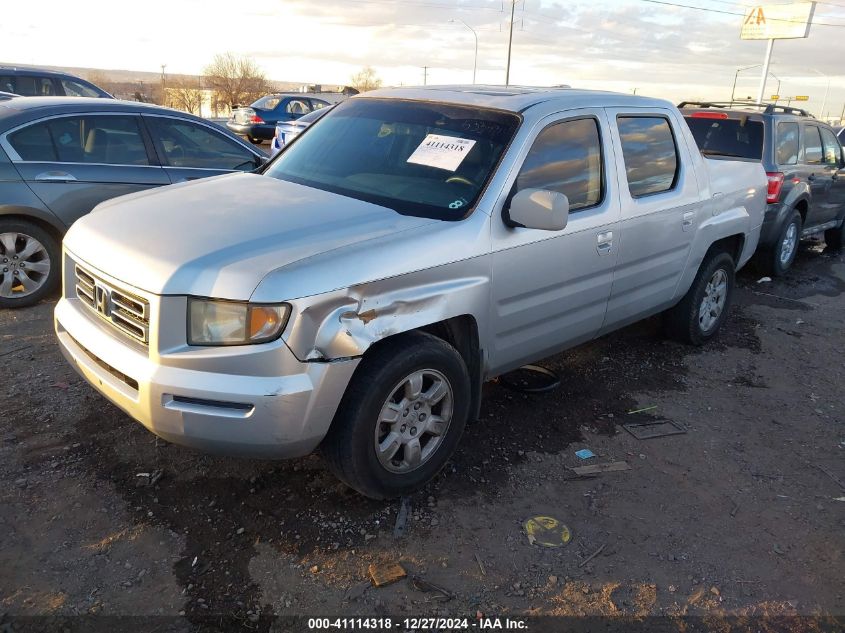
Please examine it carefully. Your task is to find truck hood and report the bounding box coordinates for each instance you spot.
[64,173,436,299]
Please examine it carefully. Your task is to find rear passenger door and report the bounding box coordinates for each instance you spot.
[3,113,169,227]
[142,115,261,182]
[489,110,621,373]
[600,109,701,334]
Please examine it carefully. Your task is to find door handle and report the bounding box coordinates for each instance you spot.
[683,211,695,229]
[34,171,77,182]
[597,231,613,255]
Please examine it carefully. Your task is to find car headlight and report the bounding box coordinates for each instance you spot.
[188,299,290,346]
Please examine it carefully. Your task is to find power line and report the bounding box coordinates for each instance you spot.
[638,0,845,27]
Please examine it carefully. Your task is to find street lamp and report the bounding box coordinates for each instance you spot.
[449,18,478,84]
[808,68,830,119]
[730,64,762,105]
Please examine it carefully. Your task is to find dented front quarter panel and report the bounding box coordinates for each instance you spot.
[277,257,491,363]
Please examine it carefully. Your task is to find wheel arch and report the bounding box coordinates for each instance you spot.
[0,206,66,244]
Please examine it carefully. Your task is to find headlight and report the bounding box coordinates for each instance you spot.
[188,299,290,346]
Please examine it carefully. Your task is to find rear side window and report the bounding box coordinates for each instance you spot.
[8,115,149,165]
[60,79,102,98]
[617,116,678,197]
[803,126,823,164]
[516,117,603,211]
[684,116,764,160]
[775,122,799,165]
[286,99,311,115]
[819,128,841,166]
[0,75,55,96]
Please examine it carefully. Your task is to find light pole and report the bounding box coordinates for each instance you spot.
[450,18,478,84]
[505,0,516,86]
[808,68,830,119]
[730,64,761,105]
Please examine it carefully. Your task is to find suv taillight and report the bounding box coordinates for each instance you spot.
[766,172,785,204]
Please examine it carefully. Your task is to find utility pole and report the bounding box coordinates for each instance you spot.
[505,0,516,86]
[160,64,167,106]
[422,66,428,86]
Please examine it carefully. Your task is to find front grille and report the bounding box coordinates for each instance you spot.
[74,264,150,345]
[69,335,139,391]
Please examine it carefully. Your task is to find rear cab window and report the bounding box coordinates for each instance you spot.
[683,114,764,160]
[617,116,679,197]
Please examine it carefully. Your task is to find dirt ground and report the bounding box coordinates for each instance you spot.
[1,242,843,632]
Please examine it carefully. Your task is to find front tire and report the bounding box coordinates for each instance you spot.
[321,331,471,499]
[665,250,735,346]
[0,219,60,309]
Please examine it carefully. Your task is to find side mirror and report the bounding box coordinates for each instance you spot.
[505,188,570,231]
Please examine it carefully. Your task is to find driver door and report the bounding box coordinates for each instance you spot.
[488,109,622,375]
[142,115,262,183]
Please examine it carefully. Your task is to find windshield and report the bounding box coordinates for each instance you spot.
[684,116,764,160]
[251,95,281,110]
[264,98,521,220]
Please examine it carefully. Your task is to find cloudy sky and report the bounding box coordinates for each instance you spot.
[2,0,844,119]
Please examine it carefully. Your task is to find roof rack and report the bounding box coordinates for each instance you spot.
[677,101,813,118]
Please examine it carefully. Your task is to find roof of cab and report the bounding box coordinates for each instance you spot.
[358,85,673,113]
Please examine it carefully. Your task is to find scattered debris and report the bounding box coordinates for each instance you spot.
[816,464,845,491]
[730,499,740,517]
[344,581,370,602]
[756,277,772,284]
[578,544,606,568]
[834,497,845,502]
[575,449,596,460]
[773,543,785,556]
[570,461,631,476]
[474,553,486,576]
[627,405,658,415]
[622,419,687,440]
[688,587,706,604]
[393,496,411,539]
[498,364,560,394]
[368,562,407,587]
[411,576,453,602]
[524,516,572,548]
[0,344,30,358]
[51,381,69,390]
[135,469,163,487]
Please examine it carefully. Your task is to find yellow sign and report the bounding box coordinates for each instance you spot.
[741,3,816,40]
[795,96,809,101]
[770,95,780,100]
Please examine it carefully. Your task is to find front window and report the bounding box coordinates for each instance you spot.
[264,98,520,220]
[60,79,102,98]
[147,117,257,171]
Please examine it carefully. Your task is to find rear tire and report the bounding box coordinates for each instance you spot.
[664,250,735,346]
[247,136,262,145]
[824,220,844,251]
[0,219,60,309]
[320,331,470,500]
[759,210,802,276]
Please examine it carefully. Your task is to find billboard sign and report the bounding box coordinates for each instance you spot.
[741,3,815,40]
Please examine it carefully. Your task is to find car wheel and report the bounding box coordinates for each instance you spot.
[765,210,802,276]
[0,219,60,309]
[320,331,470,499]
[824,221,844,251]
[247,136,262,145]
[664,250,735,346]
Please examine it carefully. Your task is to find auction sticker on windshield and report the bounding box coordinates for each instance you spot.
[407,134,477,172]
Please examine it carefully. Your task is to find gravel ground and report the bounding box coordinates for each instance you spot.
[1,242,843,632]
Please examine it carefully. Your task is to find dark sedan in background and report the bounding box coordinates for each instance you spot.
[0,97,267,308]
[0,66,112,98]
[226,94,330,144]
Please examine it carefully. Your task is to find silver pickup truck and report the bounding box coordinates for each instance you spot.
[55,86,766,498]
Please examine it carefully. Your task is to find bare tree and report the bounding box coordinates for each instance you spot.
[166,77,203,114]
[203,53,272,110]
[350,66,382,92]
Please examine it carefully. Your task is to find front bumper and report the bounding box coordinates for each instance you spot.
[54,272,358,459]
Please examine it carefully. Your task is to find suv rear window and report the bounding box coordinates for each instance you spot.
[684,116,764,160]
